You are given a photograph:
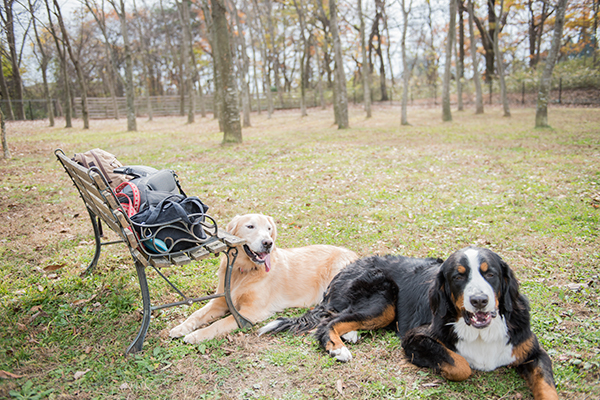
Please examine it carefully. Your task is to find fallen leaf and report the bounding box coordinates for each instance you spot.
[17,323,26,331]
[74,369,90,380]
[336,379,343,395]
[72,295,96,306]
[28,310,49,324]
[85,346,92,354]
[44,263,66,272]
[119,383,130,390]
[30,305,43,313]
[0,370,23,379]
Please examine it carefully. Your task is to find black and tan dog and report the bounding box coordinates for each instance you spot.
[259,247,558,400]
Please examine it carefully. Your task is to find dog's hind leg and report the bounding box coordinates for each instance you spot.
[316,303,396,362]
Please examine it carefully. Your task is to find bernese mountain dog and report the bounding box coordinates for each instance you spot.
[259,247,558,400]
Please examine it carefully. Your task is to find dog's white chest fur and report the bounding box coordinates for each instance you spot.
[453,315,515,371]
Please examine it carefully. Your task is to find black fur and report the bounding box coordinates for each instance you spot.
[261,254,443,341]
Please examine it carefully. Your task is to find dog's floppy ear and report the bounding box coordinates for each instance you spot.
[266,215,277,243]
[430,268,450,318]
[226,215,242,235]
[500,258,519,314]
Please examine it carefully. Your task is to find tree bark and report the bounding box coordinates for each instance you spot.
[456,3,464,111]
[1,109,10,159]
[494,0,510,117]
[468,0,484,114]
[266,0,284,109]
[211,0,242,143]
[328,0,349,128]
[0,108,10,160]
[29,0,54,126]
[3,0,25,120]
[535,0,568,128]
[85,0,121,120]
[0,49,16,120]
[53,0,90,129]
[178,0,195,123]
[400,0,412,125]
[232,0,252,126]
[358,0,372,118]
[112,0,137,131]
[442,0,456,122]
[134,0,154,121]
[250,0,274,117]
[293,0,309,117]
[44,0,72,127]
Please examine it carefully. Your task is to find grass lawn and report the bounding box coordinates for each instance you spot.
[0,104,598,399]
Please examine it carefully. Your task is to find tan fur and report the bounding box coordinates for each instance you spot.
[169,214,358,344]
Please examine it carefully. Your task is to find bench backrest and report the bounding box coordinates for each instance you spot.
[55,149,139,250]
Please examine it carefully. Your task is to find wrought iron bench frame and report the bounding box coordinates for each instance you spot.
[55,149,252,354]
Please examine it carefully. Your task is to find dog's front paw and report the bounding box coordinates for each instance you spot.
[169,323,193,338]
[341,331,359,343]
[329,346,352,362]
[183,329,212,344]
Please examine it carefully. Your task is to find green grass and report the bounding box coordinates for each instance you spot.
[0,106,599,399]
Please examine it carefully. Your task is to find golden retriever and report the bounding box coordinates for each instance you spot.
[169,214,358,343]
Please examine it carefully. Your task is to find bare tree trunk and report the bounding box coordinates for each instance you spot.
[53,0,90,129]
[178,0,195,123]
[1,109,10,159]
[249,25,261,115]
[111,0,137,131]
[442,0,456,122]
[358,0,372,118]
[134,0,154,121]
[45,0,72,127]
[3,0,25,120]
[494,0,510,117]
[400,0,412,125]
[315,44,326,110]
[0,52,15,120]
[211,0,242,143]
[456,3,464,111]
[293,0,308,117]
[266,0,284,109]
[536,0,568,128]
[468,0,484,114]
[328,0,348,128]
[232,0,252,126]
[84,0,120,120]
[250,0,273,117]
[29,0,54,126]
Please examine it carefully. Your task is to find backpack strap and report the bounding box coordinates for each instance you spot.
[114,181,141,217]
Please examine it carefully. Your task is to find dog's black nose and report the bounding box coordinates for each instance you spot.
[262,239,273,251]
[470,294,489,310]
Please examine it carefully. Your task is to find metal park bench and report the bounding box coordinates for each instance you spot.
[54,149,252,354]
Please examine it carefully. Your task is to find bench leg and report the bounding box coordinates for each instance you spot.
[126,260,152,355]
[223,247,253,329]
[82,210,102,276]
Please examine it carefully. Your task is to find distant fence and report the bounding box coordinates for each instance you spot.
[2,82,597,121]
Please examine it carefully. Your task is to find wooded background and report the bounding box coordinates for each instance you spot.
[0,0,598,133]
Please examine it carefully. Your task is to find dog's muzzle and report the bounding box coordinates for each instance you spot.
[243,245,272,272]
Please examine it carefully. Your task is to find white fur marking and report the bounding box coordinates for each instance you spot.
[341,331,359,343]
[453,315,515,371]
[330,346,352,362]
[258,320,283,336]
[464,249,496,314]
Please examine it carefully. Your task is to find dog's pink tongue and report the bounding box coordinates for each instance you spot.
[264,253,271,272]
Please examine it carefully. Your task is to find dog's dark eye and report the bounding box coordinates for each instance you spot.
[246,225,254,229]
[485,272,495,279]
[454,275,465,282]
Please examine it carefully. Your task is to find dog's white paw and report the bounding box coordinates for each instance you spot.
[183,331,203,344]
[169,323,192,338]
[341,331,359,343]
[258,320,283,336]
[329,346,352,362]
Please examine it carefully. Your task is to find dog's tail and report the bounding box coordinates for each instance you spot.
[258,304,331,336]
